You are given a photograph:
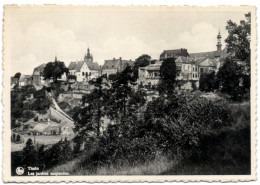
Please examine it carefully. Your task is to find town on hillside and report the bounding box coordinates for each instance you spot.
[9,9,252,177]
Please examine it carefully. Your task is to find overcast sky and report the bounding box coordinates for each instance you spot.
[5,6,248,75]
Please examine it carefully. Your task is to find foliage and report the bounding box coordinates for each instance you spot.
[14,72,21,80]
[43,60,69,82]
[216,57,248,101]
[58,101,70,110]
[22,110,35,120]
[159,58,177,94]
[21,138,38,166]
[199,72,216,92]
[132,54,152,80]
[225,12,251,68]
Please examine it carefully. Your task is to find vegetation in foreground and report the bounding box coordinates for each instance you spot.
[11,13,251,175]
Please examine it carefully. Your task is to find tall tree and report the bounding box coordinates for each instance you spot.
[133,54,151,80]
[225,12,251,69]
[43,60,69,83]
[216,12,251,101]
[158,58,177,94]
[107,65,136,122]
[216,57,245,101]
[199,72,217,92]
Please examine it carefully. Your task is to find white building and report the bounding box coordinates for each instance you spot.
[68,48,100,82]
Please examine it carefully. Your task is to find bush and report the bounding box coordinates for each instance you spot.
[22,110,35,120]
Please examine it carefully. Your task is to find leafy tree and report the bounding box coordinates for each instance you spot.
[133,54,151,80]
[216,57,245,101]
[108,65,136,120]
[199,72,216,92]
[22,138,37,166]
[159,58,176,94]
[22,110,35,120]
[43,60,69,83]
[225,12,251,68]
[216,12,251,101]
[14,72,21,80]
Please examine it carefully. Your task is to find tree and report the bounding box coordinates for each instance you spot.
[22,138,37,166]
[159,58,177,94]
[133,54,151,80]
[225,12,251,70]
[43,60,69,83]
[216,13,251,101]
[216,57,245,101]
[109,65,136,119]
[14,72,21,80]
[199,72,216,92]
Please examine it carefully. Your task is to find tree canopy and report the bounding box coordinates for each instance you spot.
[133,54,152,80]
[158,58,176,94]
[14,72,21,80]
[225,12,251,69]
[43,60,69,82]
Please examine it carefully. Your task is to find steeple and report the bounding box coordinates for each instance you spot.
[216,30,222,52]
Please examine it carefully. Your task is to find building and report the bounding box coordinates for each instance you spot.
[189,31,227,60]
[18,75,32,87]
[101,57,134,77]
[138,56,199,89]
[159,48,190,61]
[68,48,100,82]
[197,58,221,75]
[32,64,46,86]
[32,57,67,86]
[138,31,226,90]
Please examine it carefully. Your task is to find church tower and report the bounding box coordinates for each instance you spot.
[216,30,222,52]
[84,47,93,63]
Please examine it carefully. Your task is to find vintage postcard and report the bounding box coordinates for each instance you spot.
[2,5,256,182]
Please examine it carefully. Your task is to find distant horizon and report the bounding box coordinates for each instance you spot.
[5,6,248,75]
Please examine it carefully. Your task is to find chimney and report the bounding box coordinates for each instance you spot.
[119,57,122,61]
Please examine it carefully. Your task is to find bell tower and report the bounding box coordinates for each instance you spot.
[216,30,222,52]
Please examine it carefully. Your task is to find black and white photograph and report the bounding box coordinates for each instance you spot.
[2,5,256,182]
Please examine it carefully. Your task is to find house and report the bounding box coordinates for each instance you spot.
[32,64,46,86]
[18,75,32,87]
[102,57,134,77]
[197,58,221,75]
[32,120,61,135]
[68,48,101,82]
[138,56,200,89]
[159,48,190,61]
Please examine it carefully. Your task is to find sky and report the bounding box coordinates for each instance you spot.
[4,6,249,75]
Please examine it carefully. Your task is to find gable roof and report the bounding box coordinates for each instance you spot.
[87,62,100,70]
[190,47,228,60]
[68,62,77,70]
[68,61,100,71]
[198,58,218,67]
[32,63,46,76]
[102,59,121,70]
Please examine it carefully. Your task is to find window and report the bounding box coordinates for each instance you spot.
[193,74,194,78]
[89,72,91,76]
[200,68,204,73]
[82,72,84,76]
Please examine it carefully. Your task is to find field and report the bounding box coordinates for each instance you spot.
[11,135,62,152]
